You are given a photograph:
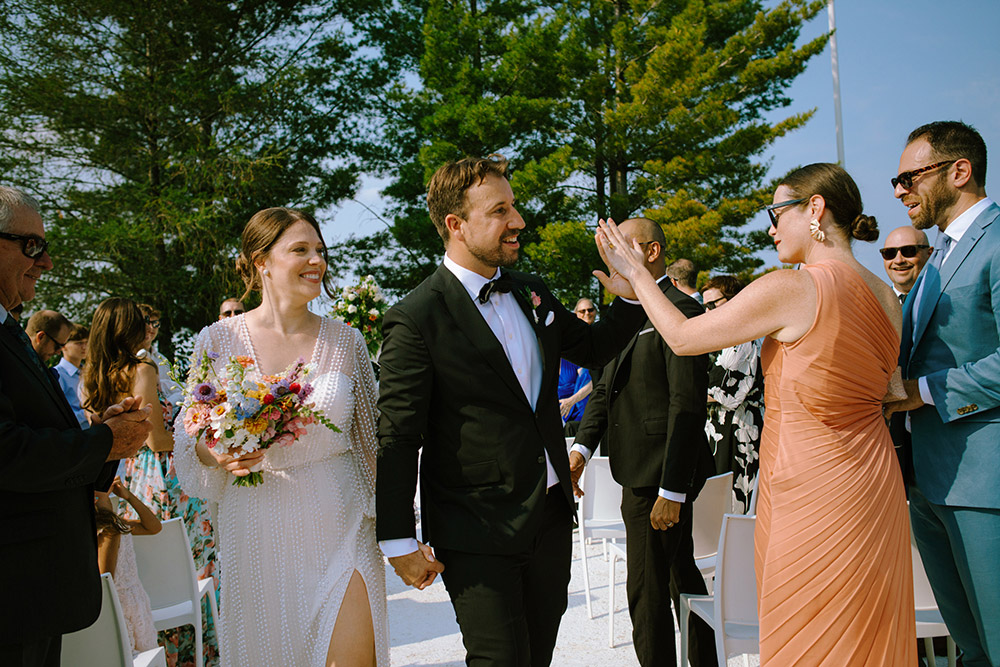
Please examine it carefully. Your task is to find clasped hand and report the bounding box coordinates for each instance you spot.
[388,542,444,590]
[95,396,153,461]
[207,445,266,478]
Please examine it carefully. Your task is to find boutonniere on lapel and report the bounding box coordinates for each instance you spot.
[520,286,542,324]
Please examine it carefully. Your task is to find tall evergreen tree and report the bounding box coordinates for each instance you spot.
[0,0,384,351]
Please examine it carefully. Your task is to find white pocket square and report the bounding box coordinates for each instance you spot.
[545,311,555,326]
[639,327,655,336]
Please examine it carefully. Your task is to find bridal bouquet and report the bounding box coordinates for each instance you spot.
[181,352,339,487]
[331,275,387,358]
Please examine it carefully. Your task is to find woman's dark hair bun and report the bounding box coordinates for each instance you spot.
[850,213,879,242]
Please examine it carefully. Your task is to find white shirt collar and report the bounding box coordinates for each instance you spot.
[443,254,501,302]
[0,303,8,323]
[56,356,79,376]
[892,285,906,298]
[943,197,993,244]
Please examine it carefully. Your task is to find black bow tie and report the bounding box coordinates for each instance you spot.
[478,273,517,304]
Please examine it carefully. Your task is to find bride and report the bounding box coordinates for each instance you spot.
[174,207,386,666]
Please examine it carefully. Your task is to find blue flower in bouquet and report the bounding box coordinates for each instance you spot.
[193,382,217,403]
[270,378,292,397]
[233,394,262,421]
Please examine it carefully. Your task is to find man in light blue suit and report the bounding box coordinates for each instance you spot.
[887,121,1000,667]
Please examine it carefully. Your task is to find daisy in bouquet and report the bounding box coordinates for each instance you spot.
[181,352,339,487]
[331,275,388,359]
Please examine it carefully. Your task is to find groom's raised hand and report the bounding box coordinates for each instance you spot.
[389,541,445,590]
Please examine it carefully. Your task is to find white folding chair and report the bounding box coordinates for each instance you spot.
[607,541,628,647]
[745,472,760,516]
[912,535,957,667]
[132,518,219,667]
[62,573,167,667]
[680,514,759,666]
[692,471,734,592]
[577,456,625,618]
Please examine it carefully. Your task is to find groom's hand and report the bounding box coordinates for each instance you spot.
[389,541,444,590]
[568,451,586,498]
[650,497,681,531]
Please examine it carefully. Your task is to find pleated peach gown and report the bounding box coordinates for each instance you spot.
[756,260,915,665]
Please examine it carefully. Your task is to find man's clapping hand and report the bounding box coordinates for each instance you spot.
[388,542,445,590]
[97,396,153,461]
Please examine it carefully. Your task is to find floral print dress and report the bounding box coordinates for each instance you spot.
[705,339,764,514]
[122,391,221,667]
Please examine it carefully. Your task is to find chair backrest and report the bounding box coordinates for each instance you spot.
[581,456,622,524]
[692,472,734,560]
[133,517,199,609]
[746,472,760,516]
[62,573,131,667]
[715,514,758,625]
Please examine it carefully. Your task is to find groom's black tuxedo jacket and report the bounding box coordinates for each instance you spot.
[0,321,115,642]
[376,265,646,554]
[576,280,714,497]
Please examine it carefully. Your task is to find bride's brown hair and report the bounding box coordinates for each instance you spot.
[234,207,335,302]
[82,297,150,416]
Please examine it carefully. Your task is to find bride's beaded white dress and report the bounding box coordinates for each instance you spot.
[174,315,387,666]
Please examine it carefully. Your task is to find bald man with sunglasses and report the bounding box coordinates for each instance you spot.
[880,226,933,300]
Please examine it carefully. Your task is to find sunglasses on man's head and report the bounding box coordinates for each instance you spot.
[890,160,955,190]
[879,244,930,261]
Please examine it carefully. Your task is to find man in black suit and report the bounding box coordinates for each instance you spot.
[569,217,716,667]
[376,156,646,666]
[0,186,152,667]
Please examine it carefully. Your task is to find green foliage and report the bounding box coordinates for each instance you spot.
[360,0,828,296]
[0,0,385,353]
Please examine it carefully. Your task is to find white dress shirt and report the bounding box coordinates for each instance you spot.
[914,197,994,405]
[570,275,687,503]
[380,255,555,559]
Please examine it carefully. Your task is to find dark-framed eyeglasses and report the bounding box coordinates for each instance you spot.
[143,317,161,329]
[891,160,956,189]
[221,308,245,317]
[764,198,809,228]
[0,231,49,259]
[879,244,931,261]
[574,307,596,315]
[704,296,727,310]
[42,330,68,350]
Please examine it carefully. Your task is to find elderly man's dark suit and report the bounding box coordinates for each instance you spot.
[0,317,115,664]
[574,280,716,667]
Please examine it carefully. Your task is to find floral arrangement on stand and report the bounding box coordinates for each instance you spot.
[331,274,388,359]
[181,353,339,487]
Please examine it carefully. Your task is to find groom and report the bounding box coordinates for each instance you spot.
[377,155,647,665]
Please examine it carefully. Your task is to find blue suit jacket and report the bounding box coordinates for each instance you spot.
[901,201,1000,510]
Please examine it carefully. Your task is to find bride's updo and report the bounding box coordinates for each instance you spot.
[780,163,879,242]
[235,207,335,301]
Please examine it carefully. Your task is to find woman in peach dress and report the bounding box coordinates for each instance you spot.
[596,163,915,665]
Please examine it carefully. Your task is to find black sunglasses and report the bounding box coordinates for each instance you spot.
[0,231,49,259]
[764,198,809,228]
[143,317,161,329]
[879,244,931,261]
[704,296,727,310]
[42,330,68,350]
[221,309,245,317]
[575,307,596,314]
[891,160,955,189]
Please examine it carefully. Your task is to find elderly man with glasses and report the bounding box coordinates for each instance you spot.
[880,226,933,301]
[0,185,151,666]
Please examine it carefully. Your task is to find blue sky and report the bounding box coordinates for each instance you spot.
[323,0,1000,283]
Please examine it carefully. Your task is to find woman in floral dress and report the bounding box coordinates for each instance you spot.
[83,297,220,666]
[702,276,764,513]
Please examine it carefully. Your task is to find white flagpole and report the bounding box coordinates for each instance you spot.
[828,0,846,168]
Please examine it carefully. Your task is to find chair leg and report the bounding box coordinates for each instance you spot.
[679,595,690,667]
[579,523,593,619]
[947,636,957,667]
[923,637,935,666]
[194,600,204,667]
[608,552,616,649]
[203,579,220,628]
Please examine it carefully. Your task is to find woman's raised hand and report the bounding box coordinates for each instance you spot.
[592,218,646,297]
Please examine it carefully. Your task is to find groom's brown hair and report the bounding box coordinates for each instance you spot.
[426,155,509,246]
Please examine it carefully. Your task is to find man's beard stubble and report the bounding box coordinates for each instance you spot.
[913,172,960,230]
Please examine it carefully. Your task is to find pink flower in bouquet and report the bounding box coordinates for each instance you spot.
[275,433,296,447]
[183,404,210,435]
